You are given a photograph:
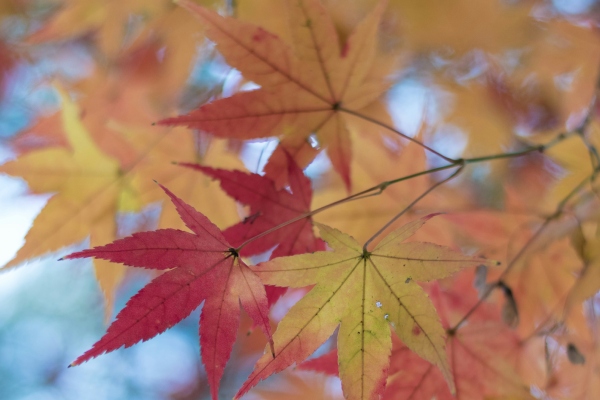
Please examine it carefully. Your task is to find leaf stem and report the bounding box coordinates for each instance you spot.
[235,164,456,252]
[461,131,574,164]
[339,106,457,163]
[234,132,573,254]
[363,164,465,251]
[450,218,551,333]
[341,105,573,167]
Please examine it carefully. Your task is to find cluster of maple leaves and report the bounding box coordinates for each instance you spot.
[2,0,600,399]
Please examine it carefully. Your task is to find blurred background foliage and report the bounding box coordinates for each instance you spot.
[1,0,600,399]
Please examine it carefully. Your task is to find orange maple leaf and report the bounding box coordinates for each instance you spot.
[160,0,396,189]
[546,329,600,399]
[383,272,538,400]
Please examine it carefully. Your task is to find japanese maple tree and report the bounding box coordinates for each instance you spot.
[1,0,600,399]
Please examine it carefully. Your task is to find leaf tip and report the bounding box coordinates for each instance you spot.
[60,251,84,261]
[423,212,444,221]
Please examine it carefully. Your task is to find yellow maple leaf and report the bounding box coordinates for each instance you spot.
[0,87,129,318]
[236,216,494,400]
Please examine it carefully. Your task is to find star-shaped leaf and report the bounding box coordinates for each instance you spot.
[62,184,273,400]
[181,155,324,306]
[160,0,395,189]
[236,215,492,400]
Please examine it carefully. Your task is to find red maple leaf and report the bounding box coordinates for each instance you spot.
[297,348,340,376]
[62,184,274,400]
[180,156,324,306]
[179,155,322,259]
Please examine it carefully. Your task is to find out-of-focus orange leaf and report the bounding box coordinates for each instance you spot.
[27,0,221,101]
[161,0,397,189]
[545,326,600,399]
[383,271,542,400]
[565,218,600,311]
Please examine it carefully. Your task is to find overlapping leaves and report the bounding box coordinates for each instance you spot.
[0,86,243,318]
[237,215,492,400]
[161,0,396,188]
[62,185,273,400]
[3,1,600,399]
[180,153,322,259]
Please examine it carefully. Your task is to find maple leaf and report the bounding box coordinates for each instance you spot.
[62,184,274,400]
[28,0,211,59]
[311,105,464,250]
[298,347,340,376]
[27,0,161,57]
[383,273,539,400]
[439,77,518,156]
[0,87,129,317]
[312,104,439,244]
[539,120,600,206]
[180,154,324,306]
[513,19,600,132]
[179,153,322,259]
[126,130,245,231]
[126,2,220,102]
[160,0,395,189]
[299,269,540,400]
[236,0,533,56]
[384,327,536,400]
[505,237,584,335]
[448,208,588,335]
[8,112,69,155]
[390,0,534,55]
[236,215,492,400]
[26,0,222,104]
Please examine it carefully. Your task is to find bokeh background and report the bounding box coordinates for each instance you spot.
[1,0,600,399]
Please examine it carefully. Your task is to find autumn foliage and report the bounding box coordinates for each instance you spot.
[2,0,600,399]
